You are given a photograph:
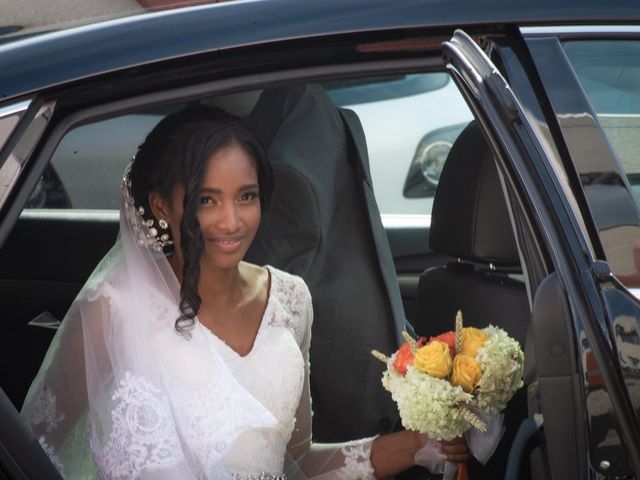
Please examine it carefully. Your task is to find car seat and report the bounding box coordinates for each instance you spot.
[245,84,406,442]
[412,121,530,478]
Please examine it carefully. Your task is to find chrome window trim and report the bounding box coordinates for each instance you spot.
[19,209,119,222]
[0,100,55,211]
[0,98,32,161]
[0,99,31,119]
[521,25,640,37]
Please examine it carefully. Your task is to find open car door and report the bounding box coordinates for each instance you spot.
[442,30,640,479]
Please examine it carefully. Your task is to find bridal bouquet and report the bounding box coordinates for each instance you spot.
[372,311,524,477]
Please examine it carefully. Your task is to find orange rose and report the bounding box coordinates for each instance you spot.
[393,338,426,375]
[414,341,452,378]
[460,327,487,357]
[451,354,482,393]
[429,331,456,357]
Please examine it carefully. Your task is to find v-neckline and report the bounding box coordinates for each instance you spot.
[197,266,273,359]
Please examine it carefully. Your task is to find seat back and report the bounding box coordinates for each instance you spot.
[413,121,530,478]
[246,84,405,441]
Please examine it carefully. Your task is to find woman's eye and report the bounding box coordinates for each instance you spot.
[200,196,214,205]
[240,191,259,202]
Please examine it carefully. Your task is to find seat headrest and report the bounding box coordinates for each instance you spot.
[429,121,519,266]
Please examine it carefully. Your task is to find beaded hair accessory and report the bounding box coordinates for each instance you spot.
[121,163,174,253]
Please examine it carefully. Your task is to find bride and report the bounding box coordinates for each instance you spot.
[21,104,468,479]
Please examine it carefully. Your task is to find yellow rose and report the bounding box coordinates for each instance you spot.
[414,341,452,378]
[451,354,482,393]
[461,327,487,357]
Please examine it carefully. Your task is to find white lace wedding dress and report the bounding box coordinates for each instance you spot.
[22,263,377,479]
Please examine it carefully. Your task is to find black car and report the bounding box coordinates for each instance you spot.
[1,1,640,478]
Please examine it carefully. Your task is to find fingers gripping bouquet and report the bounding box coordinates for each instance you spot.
[372,311,524,479]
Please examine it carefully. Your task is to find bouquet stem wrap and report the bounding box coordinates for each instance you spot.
[414,411,503,479]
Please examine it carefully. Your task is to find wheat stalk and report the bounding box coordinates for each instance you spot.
[371,350,389,363]
[458,406,487,432]
[401,330,418,351]
[455,310,463,354]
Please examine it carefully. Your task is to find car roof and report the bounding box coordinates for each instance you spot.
[1,0,640,103]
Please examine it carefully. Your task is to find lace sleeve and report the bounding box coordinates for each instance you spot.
[285,286,378,480]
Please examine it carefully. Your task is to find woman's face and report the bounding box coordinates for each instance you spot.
[155,143,261,273]
[197,143,261,271]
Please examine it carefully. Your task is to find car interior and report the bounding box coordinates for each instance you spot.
[0,66,570,479]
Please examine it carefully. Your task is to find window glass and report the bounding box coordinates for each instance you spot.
[35,114,164,210]
[564,40,640,289]
[26,73,473,216]
[330,74,473,215]
[564,41,640,203]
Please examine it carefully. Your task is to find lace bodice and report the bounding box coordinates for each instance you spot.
[22,266,377,479]
[196,266,306,475]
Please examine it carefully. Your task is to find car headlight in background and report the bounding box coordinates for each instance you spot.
[417,140,451,187]
[403,122,467,198]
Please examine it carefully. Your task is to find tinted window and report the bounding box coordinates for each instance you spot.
[564,41,640,203]
[564,40,640,290]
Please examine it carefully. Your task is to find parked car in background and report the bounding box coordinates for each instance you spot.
[1,1,640,479]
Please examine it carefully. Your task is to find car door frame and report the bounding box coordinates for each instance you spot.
[443,28,640,477]
[517,25,640,478]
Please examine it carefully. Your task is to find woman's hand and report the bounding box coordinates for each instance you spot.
[414,434,469,469]
[440,437,471,463]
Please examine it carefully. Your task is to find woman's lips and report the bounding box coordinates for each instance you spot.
[208,236,245,253]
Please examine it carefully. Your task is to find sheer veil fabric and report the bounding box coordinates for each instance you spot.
[20,169,377,479]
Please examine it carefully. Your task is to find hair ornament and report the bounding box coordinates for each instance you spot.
[122,163,175,253]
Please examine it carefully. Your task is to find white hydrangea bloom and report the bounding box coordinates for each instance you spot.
[473,326,524,413]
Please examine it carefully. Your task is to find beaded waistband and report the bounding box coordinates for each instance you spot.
[232,474,286,480]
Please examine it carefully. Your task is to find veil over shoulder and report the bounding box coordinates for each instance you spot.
[20,167,378,479]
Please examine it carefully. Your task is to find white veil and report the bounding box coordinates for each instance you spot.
[20,166,281,479]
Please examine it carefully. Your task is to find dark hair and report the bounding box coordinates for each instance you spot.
[129,104,273,335]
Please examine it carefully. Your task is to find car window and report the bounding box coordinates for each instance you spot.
[563,40,640,203]
[25,73,473,218]
[325,74,473,216]
[563,40,640,289]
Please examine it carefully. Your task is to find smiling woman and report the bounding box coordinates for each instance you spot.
[187,147,263,267]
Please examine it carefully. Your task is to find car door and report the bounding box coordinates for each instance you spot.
[518,26,640,478]
[444,28,640,478]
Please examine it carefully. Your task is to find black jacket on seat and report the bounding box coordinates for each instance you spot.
[246,84,405,442]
